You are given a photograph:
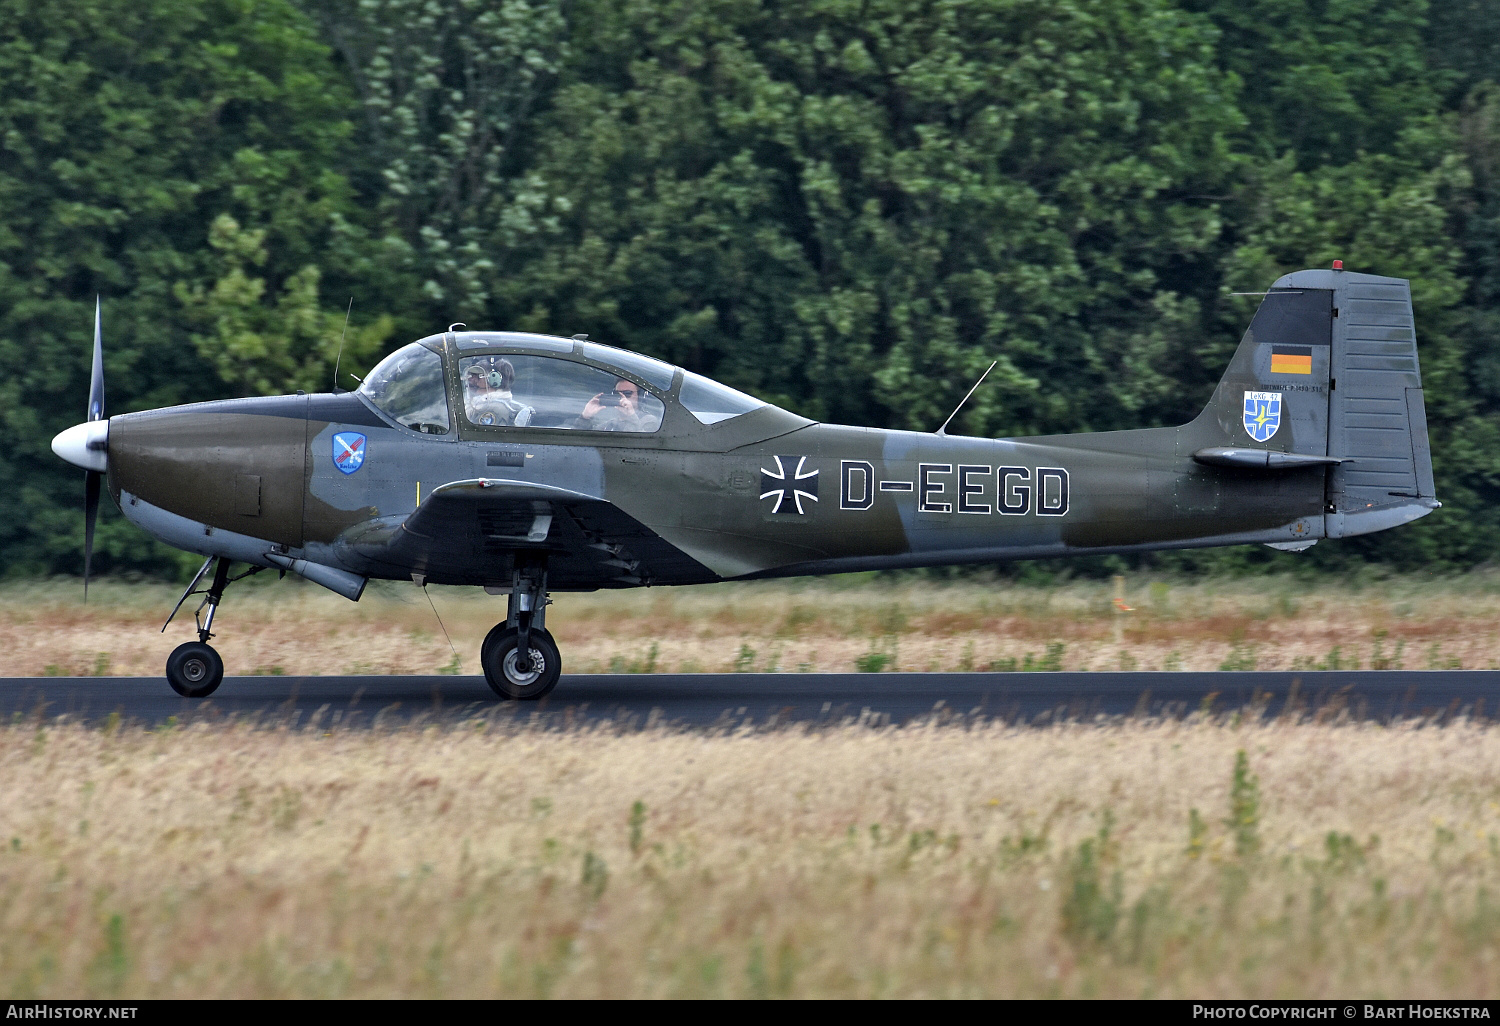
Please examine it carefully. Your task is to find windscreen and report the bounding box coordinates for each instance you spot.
[359,343,451,434]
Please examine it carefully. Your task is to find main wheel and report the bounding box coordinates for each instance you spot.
[481,624,560,700]
[166,641,224,698]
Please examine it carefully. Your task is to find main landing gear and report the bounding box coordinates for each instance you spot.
[162,556,261,698]
[482,564,560,700]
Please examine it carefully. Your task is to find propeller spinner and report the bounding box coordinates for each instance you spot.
[49,298,109,598]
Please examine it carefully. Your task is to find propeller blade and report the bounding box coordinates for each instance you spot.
[83,299,105,600]
[89,296,104,421]
[84,470,100,601]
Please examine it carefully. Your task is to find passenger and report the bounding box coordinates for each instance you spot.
[465,358,533,427]
[576,378,652,431]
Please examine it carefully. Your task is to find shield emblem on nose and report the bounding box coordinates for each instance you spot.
[333,431,367,474]
[1243,391,1281,443]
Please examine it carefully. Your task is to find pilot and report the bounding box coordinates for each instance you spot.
[577,378,652,431]
[465,357,533,427]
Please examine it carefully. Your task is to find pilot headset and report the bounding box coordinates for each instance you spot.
[486,357,515,391]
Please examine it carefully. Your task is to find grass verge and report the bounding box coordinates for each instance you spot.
[2,715,1499,997]
[3,571,1499,676]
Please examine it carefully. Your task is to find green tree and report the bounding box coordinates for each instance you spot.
[1185,0,1443,168]
[176,214,392,396]
[1425,0,1500,105]
[495,0,1243,437]
[4,0,1497,580]
[308,0,568,319]
[0,0,363,575]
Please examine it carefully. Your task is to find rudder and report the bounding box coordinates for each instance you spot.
[1277,268,1439,538]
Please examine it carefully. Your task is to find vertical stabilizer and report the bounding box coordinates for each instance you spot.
[1193,286,1335,457]
[1189,267,1439,541]
[1269,269,1439,538]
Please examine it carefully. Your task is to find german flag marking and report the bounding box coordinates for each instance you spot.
[1270,344,1313,376]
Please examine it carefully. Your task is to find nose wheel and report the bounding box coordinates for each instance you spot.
[481,564,560,700]
[166,641,224,698]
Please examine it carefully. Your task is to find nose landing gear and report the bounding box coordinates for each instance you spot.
[162,556,261,698]
[482,565,561,700]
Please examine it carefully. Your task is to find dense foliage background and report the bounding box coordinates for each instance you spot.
[3,0,1497,579]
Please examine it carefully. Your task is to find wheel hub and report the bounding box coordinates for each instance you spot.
[502,648,544,686]
[183,658,207,682]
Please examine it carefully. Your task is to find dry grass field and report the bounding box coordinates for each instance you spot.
[5,573,1500,997]
[0,570,1496,678]
[1,716,1499,998]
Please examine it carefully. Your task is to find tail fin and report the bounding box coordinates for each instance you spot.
[1193,268,1439,538]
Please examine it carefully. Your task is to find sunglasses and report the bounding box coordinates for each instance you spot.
[614,388,638,397]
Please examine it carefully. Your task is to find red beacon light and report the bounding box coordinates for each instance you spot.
[1333,259,1343,270]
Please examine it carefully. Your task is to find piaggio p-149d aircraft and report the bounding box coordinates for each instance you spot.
[51,266,1438,699]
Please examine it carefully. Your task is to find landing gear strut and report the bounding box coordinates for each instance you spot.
[162,556,261,698]
[482,563,560,700]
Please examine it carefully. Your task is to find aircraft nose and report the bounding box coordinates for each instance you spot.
[51,419,109,473]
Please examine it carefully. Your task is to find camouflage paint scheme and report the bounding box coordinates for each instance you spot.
[103,269,1439,596]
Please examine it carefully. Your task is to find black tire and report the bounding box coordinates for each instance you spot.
[481,624,560,700]
[166,641,224,698]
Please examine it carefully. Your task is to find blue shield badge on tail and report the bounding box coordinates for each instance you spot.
[332,431,367,474]
[1243,391,1281,443]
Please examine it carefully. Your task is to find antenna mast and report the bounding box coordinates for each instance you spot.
[332,297,353,392]
[935,361,997,436]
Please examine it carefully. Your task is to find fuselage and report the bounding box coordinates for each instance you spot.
[80,267,1442,598]
[101,385,1325,591]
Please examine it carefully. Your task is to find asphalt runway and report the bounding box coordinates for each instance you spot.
[3,670,1499,729]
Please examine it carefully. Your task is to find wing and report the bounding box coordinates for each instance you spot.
[334,478,718,589]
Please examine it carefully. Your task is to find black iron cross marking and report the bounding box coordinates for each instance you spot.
[760,456,819,515]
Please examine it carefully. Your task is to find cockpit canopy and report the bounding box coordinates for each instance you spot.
[358,332,769,435]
